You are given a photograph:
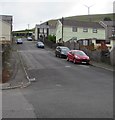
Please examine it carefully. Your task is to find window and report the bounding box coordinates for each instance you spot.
[112,27,115,32]
[83,40,88,45]
[72,27,77,32]
[93,28,97,33]
[83,28,88,32]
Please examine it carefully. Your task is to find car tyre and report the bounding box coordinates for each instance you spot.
[67,57,69,61]
[73,59,76,64]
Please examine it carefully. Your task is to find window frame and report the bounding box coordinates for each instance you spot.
[72,26,78,32]
[83,27,88,32]
[93,28,98,33]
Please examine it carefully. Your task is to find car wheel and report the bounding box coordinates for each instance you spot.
[73,59,76,64]
[55,54,57,57]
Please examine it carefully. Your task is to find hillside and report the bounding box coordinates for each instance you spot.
[48,13,113,27]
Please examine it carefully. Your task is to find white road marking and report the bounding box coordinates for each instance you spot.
[65,65,71,68]
[78,65,90,68]
[56,84,62,87]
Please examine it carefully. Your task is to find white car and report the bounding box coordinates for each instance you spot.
[16,38,23,44]
[27,37,32,41]
[36,41,44,48]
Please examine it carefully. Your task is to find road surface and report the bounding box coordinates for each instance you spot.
[2,38,113,118]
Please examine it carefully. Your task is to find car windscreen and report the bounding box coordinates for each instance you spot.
[74,51,86,56]
[17,39,22,42]
[61,48,70,52]
[38,42,44,45]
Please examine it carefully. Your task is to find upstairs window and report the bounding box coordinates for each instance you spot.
[83,28,88,32]
[72,27,77,32]
[93,28,97,33]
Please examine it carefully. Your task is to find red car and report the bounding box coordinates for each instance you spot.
[67,50,90,64]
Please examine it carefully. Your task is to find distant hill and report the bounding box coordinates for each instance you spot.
[48,13,113,27]
[13,13,113,32]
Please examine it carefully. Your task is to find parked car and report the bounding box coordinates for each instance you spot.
[16,38,23,44]
[36,41,44,48]
[55,46,70,58]
[67,50,90,64]
[27,37,32,41]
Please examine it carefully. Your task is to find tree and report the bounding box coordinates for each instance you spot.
[103,17,112,21]
[48,35,56,43]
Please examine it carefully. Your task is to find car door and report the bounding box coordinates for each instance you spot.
[68,51,74,61]
[57,47,61,56]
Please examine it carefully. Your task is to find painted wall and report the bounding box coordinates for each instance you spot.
[56,21,62,43]
[35,27,38,40]
[63,26,105,42]
[0,20,11,42]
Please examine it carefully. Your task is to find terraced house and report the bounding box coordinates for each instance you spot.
[56,19,107,48]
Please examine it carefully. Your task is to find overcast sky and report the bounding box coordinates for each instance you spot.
[0,0,114,31]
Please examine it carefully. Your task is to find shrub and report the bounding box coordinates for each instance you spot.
[48,35,56,43]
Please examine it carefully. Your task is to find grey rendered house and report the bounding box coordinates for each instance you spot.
[99,21,115,48]
[56,19,106,47]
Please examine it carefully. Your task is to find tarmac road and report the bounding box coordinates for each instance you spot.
[2,38,113,118]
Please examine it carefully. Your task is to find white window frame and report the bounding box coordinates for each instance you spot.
[72,27,77,32]
[93,28,97,33]
[83,28,88,32]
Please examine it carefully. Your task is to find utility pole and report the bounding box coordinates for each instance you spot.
[27,24,29,36]
[62,17,64,43]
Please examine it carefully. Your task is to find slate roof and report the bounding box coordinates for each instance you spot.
[101,21,115,27]
[59,19,104,28]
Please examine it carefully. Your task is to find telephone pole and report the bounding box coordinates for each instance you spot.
[27,24,29,36]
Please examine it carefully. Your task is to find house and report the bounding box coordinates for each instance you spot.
[56,19,106,44]
[99,21,115,49]
[0,15,13,44]
[35,21,56,41]
[55,19,115,49]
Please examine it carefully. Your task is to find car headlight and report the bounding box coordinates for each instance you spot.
[75,55,80,59]
[61,52,64,54]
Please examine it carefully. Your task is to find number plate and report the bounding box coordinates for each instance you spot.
[82,62,86,63]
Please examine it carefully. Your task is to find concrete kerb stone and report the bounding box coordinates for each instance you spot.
[17,50,36,82]
[90,61,113,72]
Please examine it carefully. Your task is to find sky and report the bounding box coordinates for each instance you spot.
[0,0,114,31]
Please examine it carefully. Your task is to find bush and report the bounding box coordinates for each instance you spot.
[48,35,56,43]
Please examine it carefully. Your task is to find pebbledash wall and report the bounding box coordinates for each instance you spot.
[0,20,12,44]
[0,15,12,44]
[63,26,105,42]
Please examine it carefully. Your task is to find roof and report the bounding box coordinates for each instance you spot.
[59,19,104,28]
[0,15,12,24]
[100,21,115,27]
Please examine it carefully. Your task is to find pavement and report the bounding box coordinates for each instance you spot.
[0,45,31,90]
[0,46,114,90]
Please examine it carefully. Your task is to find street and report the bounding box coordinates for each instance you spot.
[2,39,113,118]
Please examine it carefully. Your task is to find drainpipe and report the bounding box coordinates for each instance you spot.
[62,17,64,43]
